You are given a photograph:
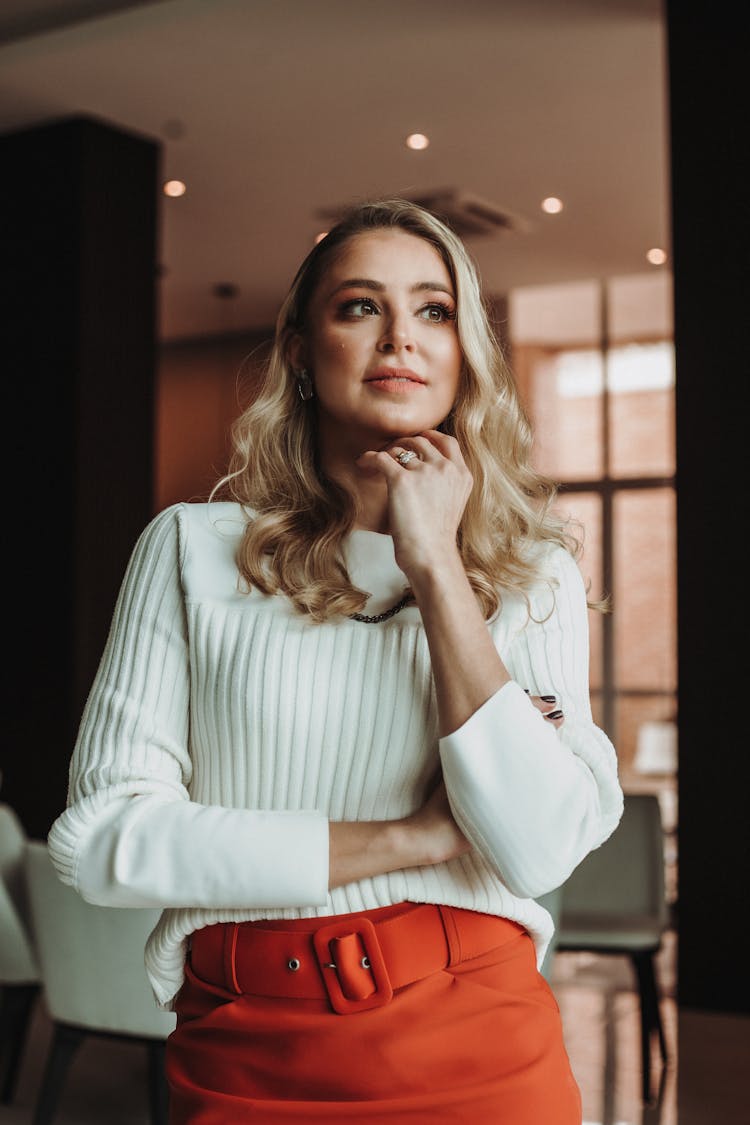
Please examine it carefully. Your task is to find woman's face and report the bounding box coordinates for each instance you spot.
[294,229,463,455]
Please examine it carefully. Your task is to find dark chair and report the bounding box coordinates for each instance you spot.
[535,884,563,982]
[555,793,670,1102]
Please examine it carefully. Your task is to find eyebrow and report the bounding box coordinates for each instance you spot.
[328,278,455,299]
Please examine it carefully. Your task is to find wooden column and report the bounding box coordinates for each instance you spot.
[668,5,749,1014]
[1,116,159,838]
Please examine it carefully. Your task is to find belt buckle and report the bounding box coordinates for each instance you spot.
[313,917,393,1015]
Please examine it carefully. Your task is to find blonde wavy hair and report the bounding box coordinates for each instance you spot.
[215,198,579,621]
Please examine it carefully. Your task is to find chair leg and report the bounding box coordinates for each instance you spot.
[0,983,40,1103]
[32,1022,85,1125]
[632,950,668,1103]
[147,1039,169,1125]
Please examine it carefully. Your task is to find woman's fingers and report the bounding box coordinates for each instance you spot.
[356,449,407,478]
[389,431,469,469]
[359,430,467,470]
[356,433,472,578]
[525,691,565,729]
[392,434,442,464]
[418,428,466,464]
[390,447,423,469]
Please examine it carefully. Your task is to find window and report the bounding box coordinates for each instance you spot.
[508,275,676,777]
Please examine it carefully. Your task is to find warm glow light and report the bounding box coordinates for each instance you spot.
[315,231,328,244]
[541,196,564,214]
[406,133,430,150]
[163,179,186,197]
[647,247,667,265]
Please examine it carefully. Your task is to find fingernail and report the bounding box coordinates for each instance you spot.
[545,710,563,720]
[540,695,557,703]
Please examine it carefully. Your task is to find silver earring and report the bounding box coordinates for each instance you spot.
[297,369,314,401]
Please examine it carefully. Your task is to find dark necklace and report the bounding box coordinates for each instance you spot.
[348,593,414,624]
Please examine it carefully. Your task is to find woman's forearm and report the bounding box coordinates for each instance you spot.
[329,780,471,889]
[409,550,511,737]
[328,820,417,890]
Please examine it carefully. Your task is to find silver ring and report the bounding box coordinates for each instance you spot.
[396,450,417,466]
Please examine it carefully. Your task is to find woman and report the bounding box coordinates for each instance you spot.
[49,198,623,1123]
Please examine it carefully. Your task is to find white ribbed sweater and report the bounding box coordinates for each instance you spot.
[48,502,623,1009]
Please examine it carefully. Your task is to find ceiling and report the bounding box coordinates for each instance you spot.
[0,0,669,342]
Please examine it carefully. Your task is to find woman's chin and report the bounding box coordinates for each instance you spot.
[316,405,451,455]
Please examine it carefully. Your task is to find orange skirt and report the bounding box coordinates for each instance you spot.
[166,903,581,1124]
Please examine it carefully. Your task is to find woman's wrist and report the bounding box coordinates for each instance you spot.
[328,817,425,890]
[400,547,466,594]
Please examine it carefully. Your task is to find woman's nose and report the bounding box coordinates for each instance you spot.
[378,311,415,353]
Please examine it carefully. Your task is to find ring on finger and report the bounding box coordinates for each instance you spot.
[396,450,419,467]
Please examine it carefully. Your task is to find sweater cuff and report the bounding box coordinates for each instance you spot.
[52,796,331,911]
[232,809,330,908]
[441,679,530,752]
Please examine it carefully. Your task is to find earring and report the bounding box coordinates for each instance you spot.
[296,369,314,401]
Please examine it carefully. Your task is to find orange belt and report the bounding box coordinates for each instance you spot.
[189,904,524,1016]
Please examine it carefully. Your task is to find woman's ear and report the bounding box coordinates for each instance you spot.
[287,332,307,374]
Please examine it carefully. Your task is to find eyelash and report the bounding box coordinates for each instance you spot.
[339,298,456,323]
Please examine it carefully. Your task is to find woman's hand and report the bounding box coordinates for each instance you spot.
[328,778,469,890]
[356,429,472,580]
[526,692,565,730]
[405,776,472,866]
[404,695,562,868]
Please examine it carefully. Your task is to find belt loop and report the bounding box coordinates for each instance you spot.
[437,905,462,967]
[223,923,242,994]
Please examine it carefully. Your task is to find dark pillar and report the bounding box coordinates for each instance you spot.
[1,116,159,839]
[667,6,749,1014]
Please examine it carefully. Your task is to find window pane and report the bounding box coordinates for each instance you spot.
[508,281,601,346]
[614,694,678,777]
[614,693,679,906]
[553,492,603,692]
[607,342,675,477]
[613,489,677,693]
[519,348,604,480]
[607,273,673,342]
[509,280,604,482]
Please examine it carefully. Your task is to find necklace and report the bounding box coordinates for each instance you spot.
[348,593,414,624]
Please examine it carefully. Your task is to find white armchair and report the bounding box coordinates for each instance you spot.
[0,803,41,1105]
[24,840,175,1125]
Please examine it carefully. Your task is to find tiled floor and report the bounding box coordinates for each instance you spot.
[3,929,748,1124]
[551,934,678,1125]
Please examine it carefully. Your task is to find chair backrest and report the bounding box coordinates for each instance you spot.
[535,884,564,980]
[559,793,669,931]
[24,841,175,1038]
[0,803,39,983]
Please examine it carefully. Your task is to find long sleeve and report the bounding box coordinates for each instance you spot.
[46,507,612,1007]
[439,544,623,899]
[47,504,330,911]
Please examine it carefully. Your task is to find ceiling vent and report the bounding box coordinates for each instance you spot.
[317,189,530,240]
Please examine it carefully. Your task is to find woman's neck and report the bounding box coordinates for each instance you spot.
[319,447,390,534]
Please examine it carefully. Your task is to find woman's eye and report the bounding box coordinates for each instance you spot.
[341,298,379,317]
[418,303,455,323]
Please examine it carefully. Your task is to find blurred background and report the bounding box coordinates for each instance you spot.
[1,2,746,1124]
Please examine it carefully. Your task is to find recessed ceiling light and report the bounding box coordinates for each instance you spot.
[647,247,667,265]
[406,133,430,151]
[163,180,186,197]
[541,196,563,214]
